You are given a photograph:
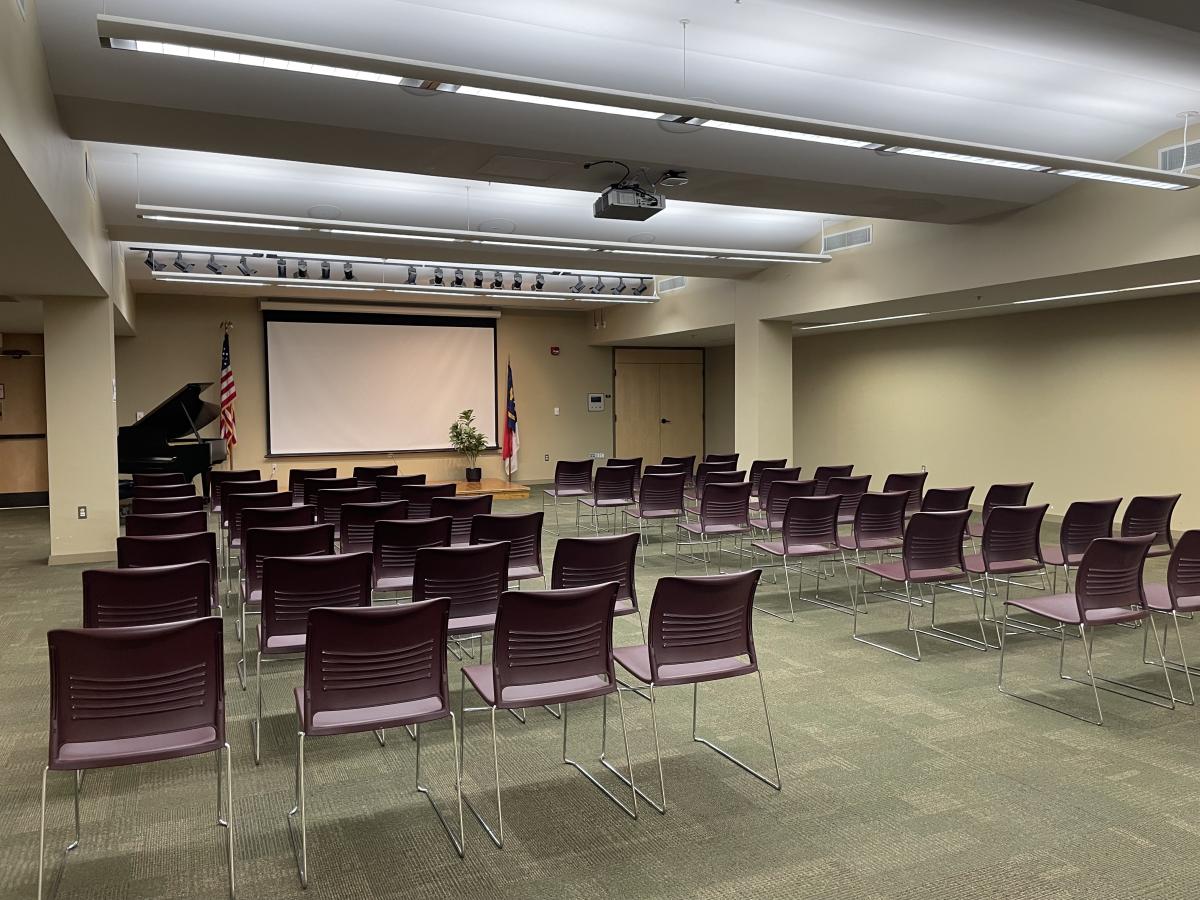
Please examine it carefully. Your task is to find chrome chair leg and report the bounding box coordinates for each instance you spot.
[998,606,1103,725]
[690,675,781,791]
[286,732,307,887]
[36,766,80,900]
[415,718,466,857]
[561,692,638,819]
[853,578,922,661]
[602,681,666,813]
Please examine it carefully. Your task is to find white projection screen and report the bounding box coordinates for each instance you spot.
[264,311,497,455]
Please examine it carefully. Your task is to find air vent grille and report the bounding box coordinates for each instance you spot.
[658,275,687,294]
[822,226,872,253]
[1159,141,1200,173]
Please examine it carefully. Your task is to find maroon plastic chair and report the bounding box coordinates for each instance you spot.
[999,534,1173,725]
[316,486,380,537]
[132,471,188,487]
[750,478,815,533]
[676,481,752,575]
[339,500,407,554]
[302,476,356,508]
[130,495,205,515]
[401,483,457,518]
[608,457,643,476]
[852,509,977,661]
[623,472,687,563]
[645,463,687,477]
[224,490,292,598]
[1042,498,1122,591]
[552,533,642,637]
[372,517,453,596]
[241,503,317,541]
[839,491,908,557]
[287,467,336,505]
[1122,494,1181,558]
[661,455,697,487]
[827,474,871,525]
[352,464,398,488]
[543,459,594,534]
[578,465,637,534]
[813,465,854,495]
[751,494,853,620]
[124,510,207,537]
[967,482,1034,540]
[748,459,787,501]
[1144,530,1200,705]
[705,453,740,467]
[431,494,494,545]
[459,582,633,847]
[752,466,801,510]
[883,472,928,517]
[686,460,738,500]
[965,504,1049,622]
[117,531,219,612]
[411,542,510,649]
[132,482,197,500]
[613,569,778,813]
[38,618,233,899]
[921,486,974,512]
[290,599,463,884]
[685,468,746,512]
[377,473,427,503]
[470,512,544,584]
[218,479,279,562]
[210,468,262,510]
[83,561,214,627]
[253,552,372,763]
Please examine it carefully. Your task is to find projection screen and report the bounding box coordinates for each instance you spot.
[264,310,497,455]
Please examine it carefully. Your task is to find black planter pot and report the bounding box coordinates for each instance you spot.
[465,467,482,483]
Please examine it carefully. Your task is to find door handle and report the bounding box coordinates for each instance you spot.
[661,418,671,424]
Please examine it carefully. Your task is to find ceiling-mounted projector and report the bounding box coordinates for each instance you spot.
[585,159,666,221]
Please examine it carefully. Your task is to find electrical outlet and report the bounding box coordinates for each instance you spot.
[77,506,87,520]
[921,464,927,473]
[553,407,560,416]
[544,454,550,462]
[271,463,278,478]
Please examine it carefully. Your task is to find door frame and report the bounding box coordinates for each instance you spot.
[611,347,706,460]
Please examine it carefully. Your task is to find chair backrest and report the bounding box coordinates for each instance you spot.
[695,460,737,483]
[637,472,686,514]
[827,474,871,520]
[1121,494,1181,553]
[607,457,643,476]
[353,464,398,488]
[116,531,218,607]
[705,453,740,466]
[1167,530,1200,606]
[901,510,970,578]
[261,552,373,642]
[339,500,408,554]
[401,483,457,518]
[1074,535,1153,624]
[130,495,205,515]
[982,504,1048,568]
[132,472,188,487]
[592,465,637,504]
[132,482,198,500]
[303,476,357,507]
[471,512,544,575]
[553,459,594,493]
[377,473,428,502]
[300,599,450,733]
[226,490,292,545]
[698,481,752,532]
[316,486,380,526]
[813,465,854,494]
[412,541,510,621]
[218,479,279,526]
[645,463,687,477]
[551,533,639,605]
[883,472,929,515]
[243,524,334,598]
[853,491,908,545]
[647,570,762,678]
[749,461,790,498]
[660,455,696,478]
[241,504,316,541]
[372,517,453,584]
[921,486,974,512]
[124,510,208,537]
[1058,498,1122,561]
[431,494,494,545]
[209,469,262,511]
[83,561,213,627]
[760,478,816,530]
[781,495,841,553]
[46,618,225,768]
[981,482,1034,521]
[695,468,746,501]
[288,467,337,504]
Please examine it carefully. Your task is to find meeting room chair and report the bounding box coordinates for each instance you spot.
[1121,494,1182,558]
[117,531,219,612]
[372,517,453,598]
[377,473,428,503]
[543,459,594,534]
[82,560,214,628]
[998,534,1174,725]
[611,569,779,814]
[965,504,1050,635]
[339,499,407,554]
[131,471,188,487]
[131,482,198,500]
[1043,498,1122,592]
[470,512,545,585]
[676,481,752,575]
[552,533,642,638]
[402,483,457,518]
[37,618,234,900]
[623,472,687,562]
[660,455,697,487]
[412,541,510,660]
[302,476,356,507]
[813,465,854,495]
[241,503,317,540]
[130,494,206,515]
[210,468,262,510]
[644,463,687,477]
[883,471,928,517]
[288,600,463,886]
[218,478,279,568]
[607,457,643,476]
[749,477,815,535]
[751,494,852,621]
[253,552,373,763]
[224,490,292,596]
[578,465,637,534]
[431,494,494,545]
[827,474,871,525]
[966,482,1034,542]
[352,464,398,488]
[747,459,787,501]
[705,453,740,467]
[687,460,739,499]
[921,486,974,512]
[686,468,746,513]
[838,490,908,560]
[124,510,207,537]
[751,466,800,510]
[316,485,380,537]
[458,582,635,848]
[1143,530,1200,705]
[851,509,975,661]
[287,467,337,505]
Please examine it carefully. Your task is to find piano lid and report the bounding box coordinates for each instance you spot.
[120,382,219,440]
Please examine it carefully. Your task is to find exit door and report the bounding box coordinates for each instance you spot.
[614,349,704,464]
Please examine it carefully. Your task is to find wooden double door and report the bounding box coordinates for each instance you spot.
[614,349,704,465]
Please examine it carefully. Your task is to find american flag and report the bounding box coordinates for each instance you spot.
[219,331,237,449]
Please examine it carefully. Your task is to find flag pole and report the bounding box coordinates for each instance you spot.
[220,321,234,470]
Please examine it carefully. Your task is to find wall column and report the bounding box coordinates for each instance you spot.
[733,307,794,462]
[43,296,119,564]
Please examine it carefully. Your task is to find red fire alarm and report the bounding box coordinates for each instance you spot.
[550,346,561,356]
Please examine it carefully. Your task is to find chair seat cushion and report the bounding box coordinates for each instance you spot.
[967,520,984,539]
[626,506,682,520]
[838,535,902,552]
[508,564,543,581]
[462,664,612,709]
[1005,593,1145,626]
[261,629,306,655]
[614,597,638,617]
[579,497,632,508]
[749,517,783,531]
[751,540,837,558]
[1144,582,1200,613]
[612,644,756,687]
[449,612,497,636]
[52,726,222,770]
[239,583,262,606]
[963,554,1043,575]
[679,521,747,536]
[1041,546,1083,567]
[295,688,447,736]
[545,488,590,498]
[374,573,414,592]
[856,560,963,584]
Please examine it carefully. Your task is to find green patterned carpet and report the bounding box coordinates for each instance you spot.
[2,500,1198,900]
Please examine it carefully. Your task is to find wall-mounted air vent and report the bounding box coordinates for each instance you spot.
[822,225,872,253]
[658,275,687,294]
[1159,141,1200,173]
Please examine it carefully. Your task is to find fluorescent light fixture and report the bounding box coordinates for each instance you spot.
[320,228,457,242]
[159,276,267,286]
[96,15,1200,191]
[607,249,720,259]
[467,240,584,251]
[142,214,305,230]
[799,313,929,330]
[1013,277,1200,305]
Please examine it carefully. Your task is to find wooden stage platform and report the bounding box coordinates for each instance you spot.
[451,478,530,500]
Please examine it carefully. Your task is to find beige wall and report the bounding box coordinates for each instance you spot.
[116,294,613,485]
[704,345,735,455]
[793,293,1200,529]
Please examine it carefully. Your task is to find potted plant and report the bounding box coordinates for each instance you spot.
[449,408,487,482]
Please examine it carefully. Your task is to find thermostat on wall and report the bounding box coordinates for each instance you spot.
[587,393,606,411]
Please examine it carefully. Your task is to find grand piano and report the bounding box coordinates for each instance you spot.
[117,382,228,497]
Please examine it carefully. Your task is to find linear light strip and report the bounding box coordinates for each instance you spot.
[799,313,929,330]
[96,16,1200,191]
[1012,277,1200,304]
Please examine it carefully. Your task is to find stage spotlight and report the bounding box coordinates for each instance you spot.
[276,258,287,277]
[512,272,523,290]
[406,265,418,285]
[321,260,331,279]
[590,276,605,293]
[432,267,445,286]
[237,256,257,276]
[633,277,649,295]
[614,277,627,294]
[533,274,545,291]
[473,270,484,288]
[343,262,355,281]
[295,259,309,278]
[569,275,585,293]
[452,268,465,287]
[144,251,166,271]
[491,271,504,289]
[172,252,192,273]
[205,254,224,275]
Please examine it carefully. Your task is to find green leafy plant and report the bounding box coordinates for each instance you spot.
[448,409,488,468]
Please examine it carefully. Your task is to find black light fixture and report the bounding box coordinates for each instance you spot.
[172,252,192,272]
[237,255,257,276]
[614,277,627,293]
[144,250,166,271]
[320,260,331,279]
[633,277,649,295]
[473,270,484,289]
[276,258,287,277]
[295,259,309,278]
[205,254,224,275]
[533,274,545,291]
[512,272,523,290]
[343,262,355,281]
[569,275,585,293]
[431,267,445,286]
[406,265,418,285]
[590,276,605,293]
[491,271,504,289]
[451,268,464,287]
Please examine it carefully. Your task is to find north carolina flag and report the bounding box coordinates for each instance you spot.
[502,360,519,478]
